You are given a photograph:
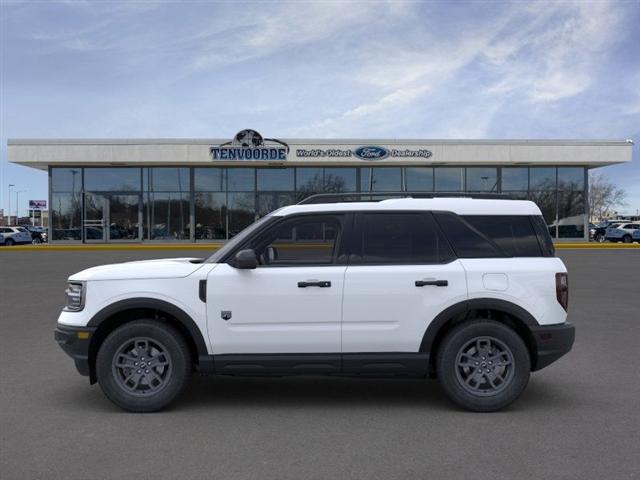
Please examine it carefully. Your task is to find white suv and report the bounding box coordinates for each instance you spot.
[55,196,574,412]
[605,222,640,243]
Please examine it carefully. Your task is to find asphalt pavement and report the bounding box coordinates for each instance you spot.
[1,249,639,480]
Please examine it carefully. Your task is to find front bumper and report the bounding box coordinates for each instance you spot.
[54,324,96,377]
[530,321,575,371]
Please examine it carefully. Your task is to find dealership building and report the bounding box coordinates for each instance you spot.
[7,131,633,243]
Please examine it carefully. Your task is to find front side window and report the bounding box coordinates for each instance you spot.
[249,215,343,266]
[356,213,454,264]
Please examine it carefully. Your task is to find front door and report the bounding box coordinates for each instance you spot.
[84,193,107,242]
[84,193,141,242]
[207,214,347,356]
[341,212,468,353]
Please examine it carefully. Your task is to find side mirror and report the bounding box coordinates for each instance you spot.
[234,249,258,269]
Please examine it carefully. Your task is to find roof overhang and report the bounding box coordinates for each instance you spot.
[7,138,634,171]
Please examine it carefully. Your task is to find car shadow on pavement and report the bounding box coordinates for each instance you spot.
[49,374,577,414]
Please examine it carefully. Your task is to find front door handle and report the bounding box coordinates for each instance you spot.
[298,280,331,288]
[415,279,448,287]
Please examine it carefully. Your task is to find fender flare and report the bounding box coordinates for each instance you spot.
[419,298,539,353]
[87,297,208,356]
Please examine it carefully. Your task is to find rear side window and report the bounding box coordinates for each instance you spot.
[530,215,555,257]
[356,213,454,264]
[433,212,503,258]
[462,216,542,257]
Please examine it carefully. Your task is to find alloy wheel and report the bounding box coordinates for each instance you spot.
[454,336,515,397]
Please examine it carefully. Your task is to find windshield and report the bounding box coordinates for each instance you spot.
[206,215,275,263]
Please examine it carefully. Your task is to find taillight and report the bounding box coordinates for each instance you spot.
[556,272,569,311]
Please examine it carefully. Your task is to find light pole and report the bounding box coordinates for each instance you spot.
[15,190,26,224]
[8,184,15,225]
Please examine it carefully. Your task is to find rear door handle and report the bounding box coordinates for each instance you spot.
[298,280,331,288]
[415,279,448,287]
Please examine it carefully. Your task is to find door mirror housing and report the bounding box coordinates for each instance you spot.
[234,249,258,269]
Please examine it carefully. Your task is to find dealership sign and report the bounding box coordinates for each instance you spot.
[29,200,47,209]
[211,129,289,161]
[296,146,433,160]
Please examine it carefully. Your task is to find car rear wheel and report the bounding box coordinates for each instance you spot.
[5,238,14,246]
[436,319,530,412]
[622,235,632,243]
[96,320,191,412]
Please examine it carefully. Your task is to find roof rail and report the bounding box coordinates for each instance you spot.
[297,192,509,205]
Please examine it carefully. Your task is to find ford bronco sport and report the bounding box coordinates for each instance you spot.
[55,195,574,412]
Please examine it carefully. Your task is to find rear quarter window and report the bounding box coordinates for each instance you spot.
[462,215,543,257]
[433,212,503,258]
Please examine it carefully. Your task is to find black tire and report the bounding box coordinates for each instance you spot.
[5,238,14,246]
[96,320,191,412]
[32,237,42,244]
[436,319,530,412]
[595,233,605,243]
[622,235,632,243]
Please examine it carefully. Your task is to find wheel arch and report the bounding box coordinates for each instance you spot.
[421,299,539,374]
[86,298,208,383]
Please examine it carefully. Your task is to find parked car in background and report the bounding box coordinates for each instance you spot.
[632,229,640,243]
[21,225,48,244]
[605,223,640,243]
[0,226,32,245]
[591,220,626,242]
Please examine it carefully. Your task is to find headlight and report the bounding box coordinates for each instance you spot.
[64,282,85,311]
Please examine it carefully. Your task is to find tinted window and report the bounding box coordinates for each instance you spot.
[85,168,141,191]
[466,168,498,192]
[252,215,342,266]
[357,213,454,264]
[462,216,542,257]
[434,212,502,258]
[530,215,555,257]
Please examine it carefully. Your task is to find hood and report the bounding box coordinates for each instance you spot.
[68,257,206,281]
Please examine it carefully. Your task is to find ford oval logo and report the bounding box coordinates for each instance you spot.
[354,146,389,160]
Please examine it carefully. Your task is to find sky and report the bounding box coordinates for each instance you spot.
[1,0,639,217]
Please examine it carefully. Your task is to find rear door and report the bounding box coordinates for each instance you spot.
[341,212,468,353]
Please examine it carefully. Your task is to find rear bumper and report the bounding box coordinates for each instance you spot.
[54,324,96,377]
[530,322,575,371]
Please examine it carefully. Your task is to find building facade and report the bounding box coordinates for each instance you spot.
[7,131,633,243]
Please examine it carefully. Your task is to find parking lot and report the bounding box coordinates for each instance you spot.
[1,248,639,479]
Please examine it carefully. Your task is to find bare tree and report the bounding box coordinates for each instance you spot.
[589,172,627,221]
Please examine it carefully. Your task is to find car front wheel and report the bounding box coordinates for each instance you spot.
[595,233,605,243]
[622,235,632,243]
[96,320,191,412]
[436,319,530,412]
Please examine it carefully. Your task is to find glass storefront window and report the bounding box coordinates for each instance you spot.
[258,192,296,217]
[361,167,402,192]
[195,192,226,240]
[529,167,556,191]
[557,167,584,190]
[466,167,498,192]
[144,192,190,240]
[51,168,82,193]
[557,190,585,238]
[227,168,255,191]
[405,167,433,191]
[144,168,190,192]
[528,190,557,236]
[296,168,324,200]
[257,168,294,191]
[228,192,256,237]
[85,168,141,192]
[51,193,82,240]
[435,168,464,191]
[324,168,357,192]
[195,168,225,191]
[501,168,528,191]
